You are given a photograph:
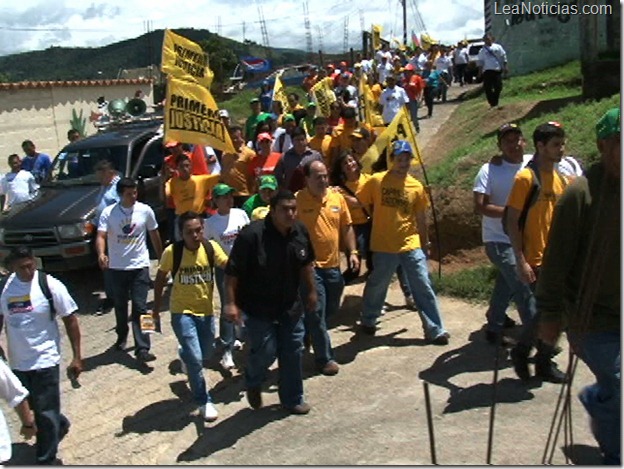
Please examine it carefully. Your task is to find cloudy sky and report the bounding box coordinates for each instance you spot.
[0,0,485,57]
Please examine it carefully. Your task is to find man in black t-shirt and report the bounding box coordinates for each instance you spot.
[225,190,316,415]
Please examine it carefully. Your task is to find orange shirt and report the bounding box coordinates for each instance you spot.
[220,146,256,196]
[296,188,352,268]
[167,174,219,215]
[249,152,282,179]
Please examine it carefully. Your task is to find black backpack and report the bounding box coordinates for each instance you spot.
[171,240,215,281]
[0,271,56,319]
[502,158,567,236]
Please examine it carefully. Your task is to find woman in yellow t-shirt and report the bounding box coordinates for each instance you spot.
[331,150,372,283]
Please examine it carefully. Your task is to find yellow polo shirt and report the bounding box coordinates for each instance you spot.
[338,173,371,225]
[296,188,352,268]
[358,171,428,253]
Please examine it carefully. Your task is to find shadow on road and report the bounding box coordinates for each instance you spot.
[82,346,155,375]
[176,405,288,462]
[419,328,537,413]
[561,443,603,465]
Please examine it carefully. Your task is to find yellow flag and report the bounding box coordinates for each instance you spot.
[420,32,438,51]
[272,72,291,114]
[161,29,214,89]
[310,77,336,118]
[372,24,382,51]
[165,76,235,153]
[359,75,384,127]
[360,106,422,173]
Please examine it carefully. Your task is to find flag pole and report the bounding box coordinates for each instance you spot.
[405,108,442,279]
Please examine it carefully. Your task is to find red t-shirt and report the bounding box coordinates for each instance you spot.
[403,75,425,101]
[249,152,282,178]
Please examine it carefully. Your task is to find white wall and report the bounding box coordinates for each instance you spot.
[0,81,154,173]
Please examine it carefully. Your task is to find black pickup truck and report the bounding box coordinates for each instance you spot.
[0,118,166,271]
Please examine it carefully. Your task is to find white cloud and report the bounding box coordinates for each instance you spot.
[0,0,484,56]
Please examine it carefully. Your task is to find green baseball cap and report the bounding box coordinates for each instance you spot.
[596,108,620,140]
[283,113,296,122]
[250,98,260,104]
[212,183,235,197]
[258,175,278,191]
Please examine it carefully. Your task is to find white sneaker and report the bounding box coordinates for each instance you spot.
[220,350,235,370]
[200,402,218,422]
[233,339,243,350]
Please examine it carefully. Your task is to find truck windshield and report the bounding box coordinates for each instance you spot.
[44,146,126,186]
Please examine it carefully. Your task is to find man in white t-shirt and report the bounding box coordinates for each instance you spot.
[379,75,409,125]
[0,154,38,213]
[452,41,469,86]
[96,177,163,363]
[473,123,535,346]
[0,245,82,464]
[376,56,393,87]
[477,33,508,108]
[203,184,250,369]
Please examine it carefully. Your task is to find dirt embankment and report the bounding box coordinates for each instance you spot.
[421,97,538,265]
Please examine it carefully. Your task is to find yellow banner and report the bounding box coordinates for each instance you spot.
[420,32,438,51]
[161,29,214,89]
[165,76,235,153]
[360,106,422,173]
[271,72,291,114]
[310,77,336,118]
[359,75,384,127]
[372,24,382,51]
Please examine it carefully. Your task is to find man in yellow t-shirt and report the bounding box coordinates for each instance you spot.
[358,140,449,344]
[307,116,332,165]
[220,125,256,206]
[163,154,219,240]
[151,211,228,422]
[296,160,358,376]
[505,122,568,383]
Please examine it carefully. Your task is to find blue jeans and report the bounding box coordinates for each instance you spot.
[301,267,344,366]
[484,242,536,338]
[171,313,216,406]
[245,311,305,408]
[362,249,446,339]
[13,365,70,465]
[214,267,234,351]
[569,331,621,465]
[109,267,151,353]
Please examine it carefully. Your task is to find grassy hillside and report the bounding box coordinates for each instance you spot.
[428,60,620,190]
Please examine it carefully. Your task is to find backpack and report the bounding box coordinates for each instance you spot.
[0,271,56,320]
[171,239,215,282]
[502,158,567,236]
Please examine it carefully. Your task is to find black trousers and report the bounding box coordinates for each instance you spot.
[483,70,503,107]
[13,365,70,464]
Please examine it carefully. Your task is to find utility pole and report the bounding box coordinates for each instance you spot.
[303,1,314,62]
[258,5,271,58]
[316,25,324,54]
[343,17,349,55]
[243,21,246,42]
[402,0,407,47]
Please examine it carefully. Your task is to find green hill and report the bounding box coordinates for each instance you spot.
[0,28,313,84]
